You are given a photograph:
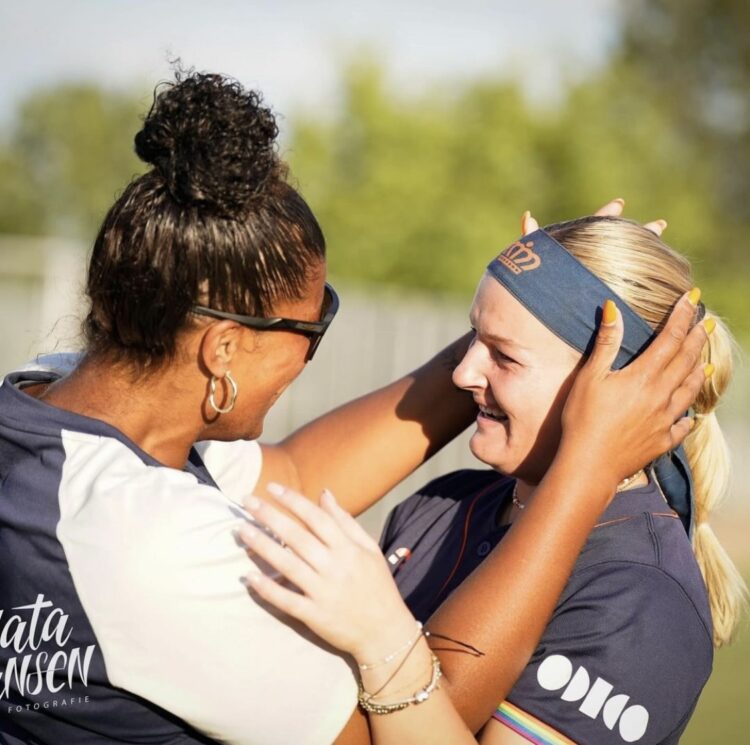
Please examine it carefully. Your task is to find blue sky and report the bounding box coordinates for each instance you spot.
[0,0,620,126]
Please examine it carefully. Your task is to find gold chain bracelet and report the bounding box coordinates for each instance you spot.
[358,653,442,715]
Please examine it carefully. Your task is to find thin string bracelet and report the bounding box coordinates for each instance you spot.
[358,621,423,671]
[424,628,485,657]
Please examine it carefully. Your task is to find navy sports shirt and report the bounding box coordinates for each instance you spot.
[0,358,357,745]
[380,470,713,745]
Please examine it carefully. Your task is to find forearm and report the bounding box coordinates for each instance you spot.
[271,333,475,514]
[427,441,617,732]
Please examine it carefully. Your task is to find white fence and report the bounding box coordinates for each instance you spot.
[1,236,748,549]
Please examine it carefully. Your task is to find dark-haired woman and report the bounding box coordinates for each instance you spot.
[0,71,707,745]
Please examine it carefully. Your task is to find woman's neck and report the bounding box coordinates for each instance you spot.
[508,469,649,522]
[28,356,205,469]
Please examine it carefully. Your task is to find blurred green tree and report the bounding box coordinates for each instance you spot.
[0,146,45,235]
[612,0,750,324]
[0,85,145,238]
[617,0,750,221]
[0,4,747,338]
[290,61,547,294]
[288,59,748,337]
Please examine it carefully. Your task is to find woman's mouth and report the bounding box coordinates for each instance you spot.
[477,404,509,423]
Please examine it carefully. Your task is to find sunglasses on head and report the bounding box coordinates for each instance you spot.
[191,282,339,362]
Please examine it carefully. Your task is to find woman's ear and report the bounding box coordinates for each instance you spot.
[198,321,245,377]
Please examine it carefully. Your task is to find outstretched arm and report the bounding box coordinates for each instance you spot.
[257,200,657,516]
[240,290,710,743]
[258,332,475,516]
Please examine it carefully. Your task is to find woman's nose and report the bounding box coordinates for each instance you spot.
[452,340,489,392]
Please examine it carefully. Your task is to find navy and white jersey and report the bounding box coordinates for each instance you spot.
[381,470,713,745]
[0,356,357,745]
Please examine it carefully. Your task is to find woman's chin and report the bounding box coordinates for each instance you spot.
[468,435,517,474]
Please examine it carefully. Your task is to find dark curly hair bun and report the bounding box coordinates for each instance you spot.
[134,70,280,216]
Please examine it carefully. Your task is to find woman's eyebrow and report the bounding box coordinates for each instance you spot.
[484,332,528,351]
[470,317,528,351]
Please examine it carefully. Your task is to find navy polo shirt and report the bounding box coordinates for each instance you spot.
[0,360,357,745]
[381,470,713,745]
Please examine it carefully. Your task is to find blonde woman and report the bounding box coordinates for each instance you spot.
[242,215,745,744]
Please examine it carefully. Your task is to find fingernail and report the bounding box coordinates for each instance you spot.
[602,299,617,325]
[322,488,336,504]
[703,317,716,335]
[241,523,258,541]
[704,363,715,378]
[245,496,261,511]
[267,482,285,497]
[688,287,701,306]
[658,219,668,230]
[520,210,530,232]
[243,572,261,587]
[613,197,625,206]
[688,418,696,431]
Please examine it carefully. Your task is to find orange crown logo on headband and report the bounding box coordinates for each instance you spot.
[497,241,541,274]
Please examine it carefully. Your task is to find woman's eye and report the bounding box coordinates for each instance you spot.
[469,328,515,364]
[492,348,515,364]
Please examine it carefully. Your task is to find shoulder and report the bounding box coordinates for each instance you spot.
[58,432,357,744]
[381,468,505,545]
[503,562,712,745]
[556,560,713,652]
[193,438,263,504]
[571,496,713,636]
[57,429,244,584]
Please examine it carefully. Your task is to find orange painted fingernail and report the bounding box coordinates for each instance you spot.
[602,299,617,325]
[704,363,715,378]
[688,287,701,306]
[688,418,696,431]
[521,210,530,232]
[703,317,716,335]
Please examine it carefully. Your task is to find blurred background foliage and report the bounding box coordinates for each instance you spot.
[0,0,748,340]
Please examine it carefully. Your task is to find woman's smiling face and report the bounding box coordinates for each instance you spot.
[453,272,583,485]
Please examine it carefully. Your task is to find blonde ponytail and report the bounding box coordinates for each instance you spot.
[548,215,748,648]
[683,316,749,647]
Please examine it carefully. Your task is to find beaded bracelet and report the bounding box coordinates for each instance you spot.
[357,653,442,715]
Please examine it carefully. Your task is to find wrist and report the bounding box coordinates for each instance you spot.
[351,613,421,669]
[551,437,620,503]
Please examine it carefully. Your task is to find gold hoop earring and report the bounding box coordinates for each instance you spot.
[209,371,238,414]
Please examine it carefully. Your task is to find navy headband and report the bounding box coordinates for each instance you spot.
[487,228,695,535]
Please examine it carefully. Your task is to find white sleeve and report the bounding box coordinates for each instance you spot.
[194,438,263,505]
[58,431,356,745]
